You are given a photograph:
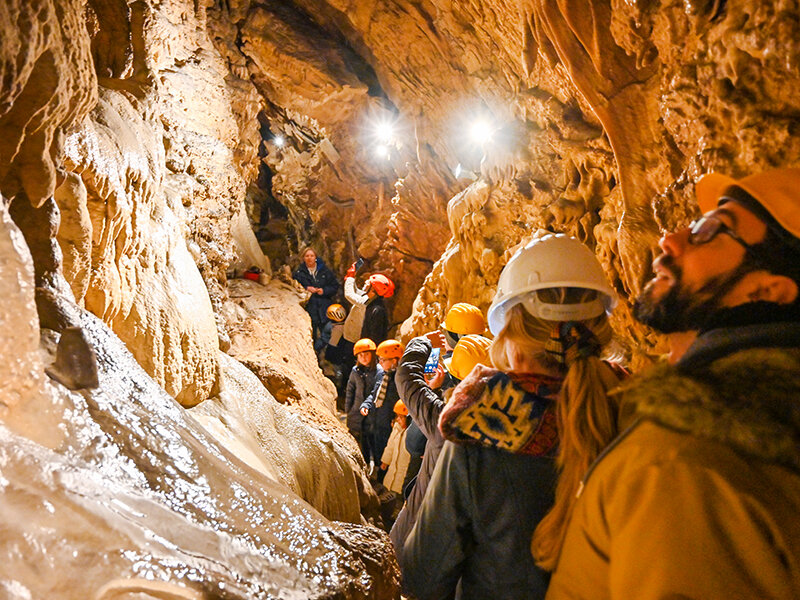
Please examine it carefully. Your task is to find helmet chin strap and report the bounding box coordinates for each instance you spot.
[521,296,605,321]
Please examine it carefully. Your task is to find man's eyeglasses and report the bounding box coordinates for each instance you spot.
[688,215,760,258]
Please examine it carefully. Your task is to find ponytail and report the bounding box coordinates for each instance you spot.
[530,353,621,570]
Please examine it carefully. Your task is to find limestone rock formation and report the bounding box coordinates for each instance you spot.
[0,197,399,598]
[1,0,400,594]
[222,278,338,412]
[0,0,97,206]
[192,352,379,525]
[196,277,380,524]
[3,0,800,594]
[57,90,222,407]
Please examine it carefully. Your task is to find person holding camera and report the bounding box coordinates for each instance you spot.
[340,263,394,379]
[390,333,491,558]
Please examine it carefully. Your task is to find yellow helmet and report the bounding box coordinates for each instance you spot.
[393,400,408,416]
[353,338,376,355]
[326,303,346,322]
[445,334,492,381]
[376,339,404,359]
[444,303,486,335]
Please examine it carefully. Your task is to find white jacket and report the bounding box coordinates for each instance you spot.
[343,277,368,342]
[381,422,411,494]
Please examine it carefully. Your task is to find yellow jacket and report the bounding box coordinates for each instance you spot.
[548,345,800,600]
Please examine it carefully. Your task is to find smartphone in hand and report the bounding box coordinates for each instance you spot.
[424,347,441,374]
[355,257,365,270]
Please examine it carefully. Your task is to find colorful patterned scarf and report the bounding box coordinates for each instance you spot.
[439,365,561,456]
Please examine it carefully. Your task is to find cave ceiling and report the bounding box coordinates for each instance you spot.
[3,0,800,368]
[208,0,800,358]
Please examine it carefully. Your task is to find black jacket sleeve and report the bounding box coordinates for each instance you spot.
[317,262,340,298]
[345,367,358,413]
[395,336,446,441]
[362,300,389,345]
[292,265,311,288]
[361,370,383,413]
[400,441,470,600]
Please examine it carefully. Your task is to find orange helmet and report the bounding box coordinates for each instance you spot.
[444,303,486,335]
[444,334,493,381]
[353,338,376,356]
[367,274,395,298]
[376,339,404,359]
[326,303,346,322]
[393,400,408,416]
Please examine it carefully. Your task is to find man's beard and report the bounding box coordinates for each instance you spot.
[633,255,751,333]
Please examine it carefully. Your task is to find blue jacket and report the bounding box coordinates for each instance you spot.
[292,259,339,324]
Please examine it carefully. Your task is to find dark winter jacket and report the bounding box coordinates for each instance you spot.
[292,259,339,325]
[547,321,800,600]
[401,366,560,600]
[390,336,446,552]
[362,296,389,345]
[344,363,381,432]
[361,369,400,435]
[405,420,427,455]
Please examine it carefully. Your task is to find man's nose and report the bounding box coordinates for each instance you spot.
[658,227,690,256]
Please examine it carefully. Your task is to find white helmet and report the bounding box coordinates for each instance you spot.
[487,234,616,335]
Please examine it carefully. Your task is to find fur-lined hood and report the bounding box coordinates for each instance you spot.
[622,346,800,475]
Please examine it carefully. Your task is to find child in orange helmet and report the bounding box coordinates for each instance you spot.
[344,338,381,463]
[376,400,412,528]
[360,339,404,478]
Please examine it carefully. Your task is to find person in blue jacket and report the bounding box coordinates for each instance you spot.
[292,247,339,353]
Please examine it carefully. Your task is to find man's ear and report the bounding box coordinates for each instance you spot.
[748,273,799,305]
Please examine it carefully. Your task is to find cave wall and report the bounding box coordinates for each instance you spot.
[52,0,269,407]
[0,1,401,594]
[0,196,399,596]
[209,0,800,358]
[2,0,800,595]
[5,1,800,386]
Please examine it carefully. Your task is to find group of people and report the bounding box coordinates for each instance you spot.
[292,247,414,513]
[297,168,800,599]
[292,248,394,385]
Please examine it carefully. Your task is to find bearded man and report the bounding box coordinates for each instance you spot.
[546,169,800,600]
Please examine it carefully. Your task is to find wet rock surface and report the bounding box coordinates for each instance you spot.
[192,349,380,525]
[0,199,399,598]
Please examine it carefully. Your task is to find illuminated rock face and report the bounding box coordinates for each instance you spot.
[211,0,800,358]
[0,0,397,595]
[0,197,399,597]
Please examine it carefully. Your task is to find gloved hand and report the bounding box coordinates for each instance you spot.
[346,262,357,279]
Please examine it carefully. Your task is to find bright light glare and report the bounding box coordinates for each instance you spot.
[274,135,285,147]
[454,163,462,178]
[375,145,389,159]
[470,120,493,144]
[375,121,394,144]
